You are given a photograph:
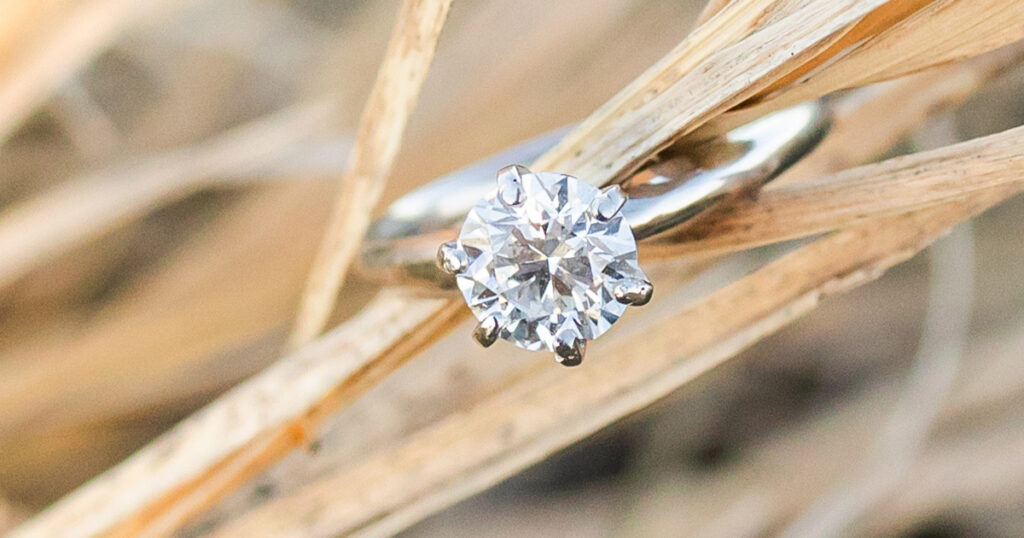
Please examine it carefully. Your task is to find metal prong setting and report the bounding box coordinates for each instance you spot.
[496,164,529,207]
[553,330,585,367]
[590,185,627,221]
[473,315,501,348]
[614,278,654,306]
[437,240,468,275]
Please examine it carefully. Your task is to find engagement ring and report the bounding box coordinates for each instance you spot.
[360,102,831,365]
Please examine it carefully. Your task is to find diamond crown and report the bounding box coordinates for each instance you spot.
[439,166,652,366]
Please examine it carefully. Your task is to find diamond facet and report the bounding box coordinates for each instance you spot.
[453,169,647,353]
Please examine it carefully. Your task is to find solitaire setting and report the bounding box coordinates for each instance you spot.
[438,165,652,366]
[363,102,830,368]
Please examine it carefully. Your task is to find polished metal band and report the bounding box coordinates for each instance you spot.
[359,101,832,289]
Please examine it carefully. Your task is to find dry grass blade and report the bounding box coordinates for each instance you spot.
[533,0,897,183]
[208,184,1021,538]
[548,0,798,158]
[0,101,335,291]
[856,0,1024,84]
[289,0,454,349]
[715,0,1024,131]
[645,125,1024,258]
[9,2,981,536]
[0,0,179,145]
[554,0,923,165]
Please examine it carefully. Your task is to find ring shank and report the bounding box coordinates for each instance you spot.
[359,101,832,289]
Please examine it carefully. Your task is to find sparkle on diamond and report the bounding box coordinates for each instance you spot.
[455,171,646,351]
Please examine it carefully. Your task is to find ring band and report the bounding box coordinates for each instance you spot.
[360,101,832,290]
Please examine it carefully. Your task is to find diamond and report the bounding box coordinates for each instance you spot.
[452,169,649,356]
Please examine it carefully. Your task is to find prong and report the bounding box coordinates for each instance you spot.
[590,184,626,221]
[553,330,585,367]
[614,278,653,306]
[472,315,501,348]
[496,164,530,207]
[437,240,468,275]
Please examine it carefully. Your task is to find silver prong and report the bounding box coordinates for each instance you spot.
[553,331,585,367]
[591,184,626,221]
[496,164,529,207]
[473,315,501,348]
[437,241,468,275]
[614,278,653,306]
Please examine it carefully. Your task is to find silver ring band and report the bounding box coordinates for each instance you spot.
[359,101,832,289]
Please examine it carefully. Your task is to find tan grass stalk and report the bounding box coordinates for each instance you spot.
[714,0,1024,132]
[532,0,896,183]
[646,126,1024,258]
[288,0,454,349]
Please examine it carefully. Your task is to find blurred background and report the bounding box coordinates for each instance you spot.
[1,0,1022,536]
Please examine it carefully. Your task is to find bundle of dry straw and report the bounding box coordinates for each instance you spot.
[2,0,1023,536]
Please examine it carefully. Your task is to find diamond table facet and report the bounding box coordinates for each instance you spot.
[453,170,648,355]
